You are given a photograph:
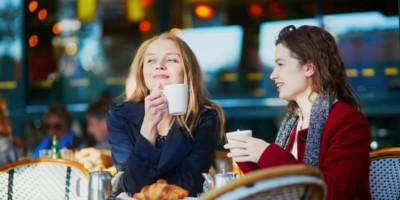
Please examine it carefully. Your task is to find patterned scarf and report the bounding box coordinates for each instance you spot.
[275,94,335,167]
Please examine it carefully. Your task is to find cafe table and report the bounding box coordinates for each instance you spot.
[116,192,198,200]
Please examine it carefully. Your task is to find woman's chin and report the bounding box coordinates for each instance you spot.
[279,94,290,101]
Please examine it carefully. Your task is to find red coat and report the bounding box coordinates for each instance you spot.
[237,101,371,200]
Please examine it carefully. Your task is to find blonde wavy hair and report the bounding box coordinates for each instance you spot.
[124,32,225,141]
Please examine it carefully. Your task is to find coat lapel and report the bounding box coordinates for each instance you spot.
[119,102,145,126]
[158,121,192,170]
[118,101,193,171]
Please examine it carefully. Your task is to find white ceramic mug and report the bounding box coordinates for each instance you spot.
[226,129,252,152]
[162,84,189,115]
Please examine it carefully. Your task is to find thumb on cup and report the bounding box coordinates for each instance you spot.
[154,82,163,90]
[150,82,163,96]
[154,82,167,102]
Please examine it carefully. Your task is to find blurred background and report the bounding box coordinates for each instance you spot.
[0,0,399,158]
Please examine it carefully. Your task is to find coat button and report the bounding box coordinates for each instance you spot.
[147,168,158,177]
[299,134,307,142]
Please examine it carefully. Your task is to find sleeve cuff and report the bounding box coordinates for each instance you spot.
[133,133,162,165]
[257,143,301,168]
[236,162,260,174]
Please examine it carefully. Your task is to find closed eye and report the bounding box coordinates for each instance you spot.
[146,59,155,63]
[167,59,179,63]
[275,63,283,68]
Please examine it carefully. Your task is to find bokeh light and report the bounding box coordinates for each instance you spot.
[139,20,151,32]
[65,42,78,56]
[142,0,153,8]
[29,35,39,47]
[248,3,264,17]
[194,3,214,19]
[52,23,61,35]
[38,9,47,21]
[29,1,38,13]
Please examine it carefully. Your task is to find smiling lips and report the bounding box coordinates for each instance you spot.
[153,74,169,79]
[275,82,283,92]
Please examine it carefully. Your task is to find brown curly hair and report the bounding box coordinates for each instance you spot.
[276,25,360,116]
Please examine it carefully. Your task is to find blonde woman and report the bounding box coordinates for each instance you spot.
[0,95,17,166]
[107,32,225,196]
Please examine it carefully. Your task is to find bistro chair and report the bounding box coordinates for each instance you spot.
[199,164,326,200]
[0,158,89,200]
[369,147,400,200]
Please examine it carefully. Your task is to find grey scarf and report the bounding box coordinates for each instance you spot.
[275,94,335,167]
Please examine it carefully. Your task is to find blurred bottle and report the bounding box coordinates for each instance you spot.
[51,136,61,159]
[232,160,243,178]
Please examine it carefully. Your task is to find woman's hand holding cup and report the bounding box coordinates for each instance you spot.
[143,82,168,124]
[141,82,168,143]
[141,82,189,144]
[224,129,270,163]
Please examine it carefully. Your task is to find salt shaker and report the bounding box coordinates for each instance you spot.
[88,169,112,200]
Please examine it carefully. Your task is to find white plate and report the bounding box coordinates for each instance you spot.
[116,192,198,200]
[116,193,136,200]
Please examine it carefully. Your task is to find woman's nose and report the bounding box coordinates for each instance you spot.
[270,68,278,80]
[156,60,166,70]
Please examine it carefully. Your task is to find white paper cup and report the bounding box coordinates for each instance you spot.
[39,149,52,158]
[162,84,188,115]
[61,148,74,160]
[226,130,252,153]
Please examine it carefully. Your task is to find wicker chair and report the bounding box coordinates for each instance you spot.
[0,158,89,200]
[369,147,400,200]
[199,164,326,200]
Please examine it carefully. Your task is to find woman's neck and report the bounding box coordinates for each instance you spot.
[157,115,174,136]
[296,92,317,129]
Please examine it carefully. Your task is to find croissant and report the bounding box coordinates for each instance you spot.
[133,179,189,200]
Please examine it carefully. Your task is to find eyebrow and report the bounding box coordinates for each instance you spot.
[275,58,285,63]
[145,53,181,57]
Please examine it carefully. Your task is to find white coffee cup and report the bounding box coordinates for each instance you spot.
[162,83,189,115]
[226,129,252,152]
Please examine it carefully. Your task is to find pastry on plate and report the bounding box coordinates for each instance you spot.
[133,179,189,200]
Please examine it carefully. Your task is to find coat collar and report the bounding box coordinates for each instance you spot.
[113,101,195,170]
[158,122,192,170]
[113,101,145,126]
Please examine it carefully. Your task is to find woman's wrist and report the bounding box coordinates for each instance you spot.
[140,119,157,145]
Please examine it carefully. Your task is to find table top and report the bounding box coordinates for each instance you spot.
[116,192,198,200]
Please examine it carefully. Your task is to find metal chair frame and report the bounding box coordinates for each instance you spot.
[0,158,89,200]
[369,147,400,200]
[199,164,326,200]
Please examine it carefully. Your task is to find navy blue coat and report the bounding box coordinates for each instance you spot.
[106,101,218,197]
